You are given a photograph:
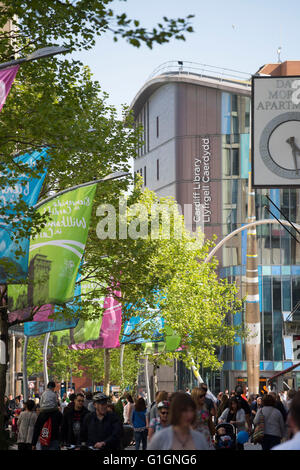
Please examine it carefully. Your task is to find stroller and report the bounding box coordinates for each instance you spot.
[214,423,236,450]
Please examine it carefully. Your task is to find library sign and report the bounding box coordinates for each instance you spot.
[192,137,212,226]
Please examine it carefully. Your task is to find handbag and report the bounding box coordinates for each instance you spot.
[252,410,265,444]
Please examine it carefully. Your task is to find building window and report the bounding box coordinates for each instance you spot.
[144,166,146,186]
[156,116,159,138]
[156,159,159,180]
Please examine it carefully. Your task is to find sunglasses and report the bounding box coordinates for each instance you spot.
[160,411,168,415]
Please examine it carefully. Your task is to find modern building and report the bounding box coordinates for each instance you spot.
[130,60,300,394]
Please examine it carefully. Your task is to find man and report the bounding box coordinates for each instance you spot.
[200,383,217,419]
[32,407,63,450]
[40,381,59,412]
[272,392,300,450]
[63,393,76,414]
[80,392,123,450]
[234,384,252,432]
[61,393,90,447]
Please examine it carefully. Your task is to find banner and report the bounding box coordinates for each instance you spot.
[23,274,81,336]
[121,315,164,344]
[0,65,19,112]
[69,286,122,350]
[0,148,48,283]
[143,325,181,354]
[8,184,97,316]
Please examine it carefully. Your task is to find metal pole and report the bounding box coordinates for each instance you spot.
[33,172,130,211]
[120,344,125,384]
[11,334,15,399]
[144,355,151,406]
[43,332,50,387]
[245,164,260,395]
[23,336,29,402]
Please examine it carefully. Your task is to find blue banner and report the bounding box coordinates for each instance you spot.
[0,149,48,283]
[121,315,164,344]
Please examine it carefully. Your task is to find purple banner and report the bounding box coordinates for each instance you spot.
[8,303,54,323]
[0,66,19,112]
[69,290,122,350]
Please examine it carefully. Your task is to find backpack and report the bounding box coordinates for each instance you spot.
[39,417,52,447]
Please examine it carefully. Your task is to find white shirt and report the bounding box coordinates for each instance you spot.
[272,431,300,450]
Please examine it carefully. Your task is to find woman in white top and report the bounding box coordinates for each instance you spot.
[147,392,211,450]
[123,394,135,425]
[17,400,38,451]
[253,393,285,451]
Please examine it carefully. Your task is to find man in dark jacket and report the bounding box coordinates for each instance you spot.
[32,408,63,450]
[80,392,123,450]
[61,393,89,447]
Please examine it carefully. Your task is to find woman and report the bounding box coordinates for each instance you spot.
[251,395,262,423]
[218,397,246,449]
[148,401,170,442]
[253,393,285,451]
[132,397,148,450]
[123,394,135,425]
[191,387,215,449]
[216,394,230,425]
[147,392,210,450]
[17,400,38,451]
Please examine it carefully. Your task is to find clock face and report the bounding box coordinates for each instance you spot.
[259,112,300,179]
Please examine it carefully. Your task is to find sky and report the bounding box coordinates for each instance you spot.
[71,0,300,115]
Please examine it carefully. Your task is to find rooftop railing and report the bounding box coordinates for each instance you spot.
[147,60,252,87]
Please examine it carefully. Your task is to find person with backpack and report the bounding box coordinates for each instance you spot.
[253,393,285,450]
[32,407,63,450]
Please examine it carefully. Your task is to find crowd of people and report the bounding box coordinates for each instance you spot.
[3,381,300,451]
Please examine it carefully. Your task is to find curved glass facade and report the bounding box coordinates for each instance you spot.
[220,91,300,380]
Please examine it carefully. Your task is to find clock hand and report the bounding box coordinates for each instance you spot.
[286,137,299,175]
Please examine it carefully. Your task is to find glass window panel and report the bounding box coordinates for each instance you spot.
[273,277,281,311]
[222,180,231,204]
[261,224,271,265]
[274,311,283,361]
[263,276,272,313]
[232,149,239,176]
[222,148,231,177]
[232,95,238,112]
[282,277,291,312]
[264,311,273,361]
[281,230,291,265]
[292,278,300,322]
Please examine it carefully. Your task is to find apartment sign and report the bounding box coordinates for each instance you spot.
[193,137,212,226]
[252,75,300,188]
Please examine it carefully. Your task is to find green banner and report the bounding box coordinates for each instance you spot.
[28,184,97,305]
[143,325,181,354]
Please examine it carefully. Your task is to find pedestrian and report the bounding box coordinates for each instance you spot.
[148,390,168,424]
[253,393,285,450]
[123,394,135,425]
[32,407,63,450]
[269,392,288,423]
[148,401,170,442]
[216,393,230,425]
[199,383,218,417]
[251,395,263,423]
[80,392,122,450]
[234,385,252,432]
[272,391,300,450]
[286,389,297,410]
[218,397,247,449]
[61,393,90,448]
[83,391,93,410]
[191,387,215,449]
[17,400,37,451]
[216,392,223,408]
[147,392,210,450]
[40,381,59,412]
[4,396,10,429]
[132,397,148,450]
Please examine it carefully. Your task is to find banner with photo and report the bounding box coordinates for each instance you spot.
[0,148,48,283]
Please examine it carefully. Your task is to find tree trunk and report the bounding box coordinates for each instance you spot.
[103,348,110,396]
[0,284,9,446]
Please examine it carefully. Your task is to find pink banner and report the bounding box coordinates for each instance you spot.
[69,290,122,350]
[8,304,54,323]
[0,66,19,112]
